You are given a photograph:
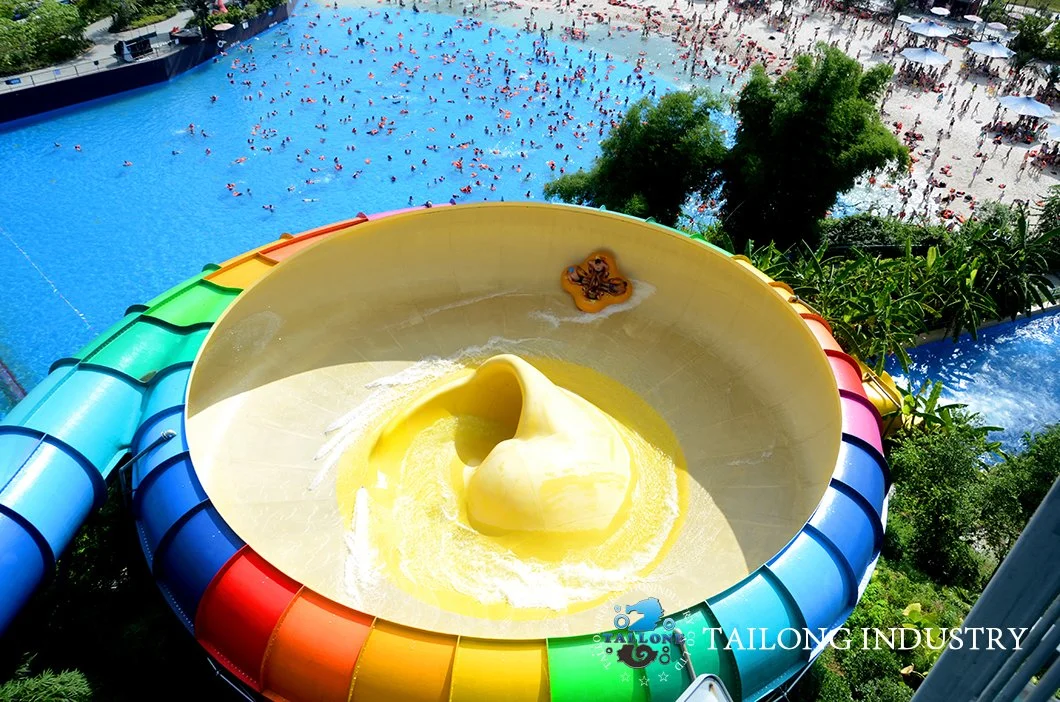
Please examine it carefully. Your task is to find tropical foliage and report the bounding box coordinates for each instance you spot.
[543,90,727,226]
[954,203,1058,320]
[0,659,91,702]
[977,426,1060,563]
[721,44,909,251]
[745,201,1058,372]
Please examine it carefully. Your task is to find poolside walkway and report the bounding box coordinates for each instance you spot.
[2,9,194,91]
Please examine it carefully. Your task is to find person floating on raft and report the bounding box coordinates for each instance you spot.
[562,252,633,313]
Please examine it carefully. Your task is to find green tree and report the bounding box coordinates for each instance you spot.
[1035,186,1060,268]
[721,44,909,251]
[888,0,909,23]
[977,0,1008,23]
[544,89,727,226]
[0,0,34,19]
[977,424,1060,563]
[0,17,31,74]
[0,0,86,75]
[107,0,141,31]
[1009,14,1051,70]
[28,0,85,50]
[1034,62,1060,96]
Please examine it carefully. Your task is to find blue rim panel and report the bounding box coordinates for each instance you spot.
[807,483,882,595]
[153,504,243,631]
[136,365,193,434]
[0,365,76,426]
[708,569,807,701]
[131,391,243,632]
[767,530,856,637]
[0,511,50,632]
[0,510,50,632]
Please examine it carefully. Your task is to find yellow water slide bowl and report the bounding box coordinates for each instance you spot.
[174,203,887,701]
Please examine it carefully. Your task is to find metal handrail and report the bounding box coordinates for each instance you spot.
[117,429,177,507]
[1,40,183,93]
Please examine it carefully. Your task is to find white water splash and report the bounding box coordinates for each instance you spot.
[530,279,655,328]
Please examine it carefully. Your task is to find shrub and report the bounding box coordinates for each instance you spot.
[839,644,901,696]
[977,424,1060,563]
[818,213,948,254]
[125,10,174,29]
[0,661,92,702]
[887,420,991,588]
[786,651,853,702]
[847,561,971,640]
[0,0,86,76]
[819,671,855,702]
[857,678,913,702]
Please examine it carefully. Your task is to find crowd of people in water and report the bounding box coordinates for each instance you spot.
[58,0,1059,226]
[190,0,673,212]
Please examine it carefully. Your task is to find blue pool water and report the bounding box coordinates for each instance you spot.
[889,310,1060,453]
[0,1,724,402]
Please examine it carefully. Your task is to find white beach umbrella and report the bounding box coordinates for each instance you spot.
[986,21,1007,31]
[908,20,953,37]
[998,95,1054,118]
[963,14,983,23]
[897,14,915,22]
[901,46,951,65]
[930,6,950,15]
[967,40,1015,59]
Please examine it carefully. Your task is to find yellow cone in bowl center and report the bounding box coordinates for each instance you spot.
[339,353,688,620]
[374,354,634,536]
